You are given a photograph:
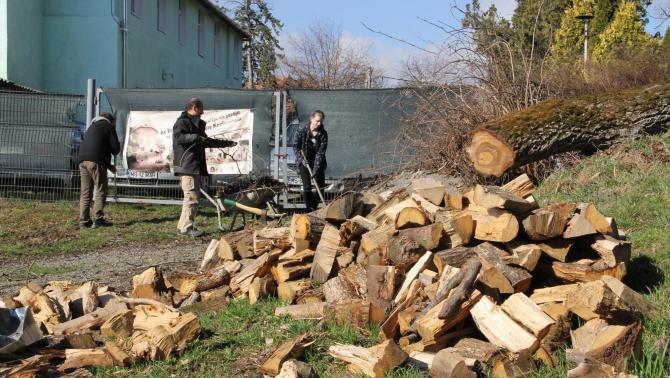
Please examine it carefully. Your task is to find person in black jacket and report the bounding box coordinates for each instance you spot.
[173,98,235,237]
[294,110,328,212]
[78,112,120,229]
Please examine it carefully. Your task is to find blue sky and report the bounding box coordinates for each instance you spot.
[268,0,669,82]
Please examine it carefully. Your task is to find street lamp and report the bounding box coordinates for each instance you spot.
[575,13,594,64]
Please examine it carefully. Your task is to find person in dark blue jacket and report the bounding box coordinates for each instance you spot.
[294,110,328,211]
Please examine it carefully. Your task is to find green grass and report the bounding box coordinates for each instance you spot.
[0,201,233,256]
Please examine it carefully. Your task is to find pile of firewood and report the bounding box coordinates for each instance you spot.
[1,275,201,375]
[189,173,657,377]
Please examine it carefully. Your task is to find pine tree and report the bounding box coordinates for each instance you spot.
[592,0,654,61]
[511,0,571,58]
[551,0,596,58]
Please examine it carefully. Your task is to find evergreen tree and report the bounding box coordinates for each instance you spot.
[592,0,654,60]
[552,0,596,58]
[511,0,571,58]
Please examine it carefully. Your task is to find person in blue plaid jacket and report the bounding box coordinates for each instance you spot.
[294,110,328,211]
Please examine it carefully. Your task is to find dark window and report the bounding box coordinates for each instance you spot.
[198,9,204,57]
[214,25,221,66]
[178,0,186,45]
[131,0,142,18]
[157,0,166,33]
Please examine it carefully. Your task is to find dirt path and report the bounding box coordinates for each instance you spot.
[0,239,211,295]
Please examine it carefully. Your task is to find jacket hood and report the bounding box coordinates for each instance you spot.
[90,116,111,124]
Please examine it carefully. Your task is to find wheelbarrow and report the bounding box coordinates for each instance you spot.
[200,184,286,231]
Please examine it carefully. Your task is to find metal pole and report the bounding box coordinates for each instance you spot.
[86,79,96,129]
[272,91,280,180]
[281,90,288,208]
[583,21,589,64]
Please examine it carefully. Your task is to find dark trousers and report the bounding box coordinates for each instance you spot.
[299,164,325,211]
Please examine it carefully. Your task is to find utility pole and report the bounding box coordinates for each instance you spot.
[576,13,594,64]
[365,66,373,89]
[245,0,254,89]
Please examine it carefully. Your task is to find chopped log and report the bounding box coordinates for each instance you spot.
[567,277,659,321]
[522,208,568,241]
[254,227,291,255]
[501,173,535,198]
[325,192,361,223]
[336,249,355,269]
[259,334,312,376]
[601,275,660,314]
[100,309,134,339]
[272,261,312,284]
[13,284,41,307]
[367,265,396,314]
[445,193,465,210]
[224,228,255,259]
[437,257,481,319]
[566,349,627,378]
[380,280,421,340]
[277,279,312,303]
[199,286,229,302]
[435,265,461,300]
[431,350,476,378]
[131,267,167,301]
[473,185,535,215]
[490,352,537,378]
[167,266,231,296]
[248,276,276,305]
[290,214,326,251]
[433,247,476,272]
[217,237,238,261]
[591,236,631,268]
[323,275,360,304]
[564,203,612,238]
[475,242,532,294]
[230,249,281,294]
[465,84,670,176]
[447,338,503,367]
[365,189,409,223]
[276,359,318,378]
[394,251,433,304]
[65,332,97,349]
[29,293,63,334]
[411,193,442,215]
[470,296,539,354]
[503,241,542,271]
[538,315,572,366]
[59,348,113,371]
[106,341,133,367]
[382,198,421,225]
[414,290,482,342]
[434,210,475,248]
[52,301,127,336]
[295,287,324,305]
[310,224,341,283]
[419,269,438,286]
[411,178,446,206]
[395,207,430,230]
[552,261,625,283]
[398,307,418,335]
[467,206,519,243]
[274,302,334,319]
[359,223,395,265]
[529,284,578,304]
[407,350,435,370]
[332,299,371,328]
[386,223,442,268]
[328,339,407,378]
[540,303,571,320]
[78,282,99,315]
[570,319,642,370]
[501,293,555,338]
[199,239,220,271]
[340,215,378,246]
[538,239,573,262]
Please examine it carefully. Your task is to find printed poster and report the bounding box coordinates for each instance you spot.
[123,109,253,175]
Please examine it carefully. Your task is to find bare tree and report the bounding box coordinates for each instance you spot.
[281,22,385,89]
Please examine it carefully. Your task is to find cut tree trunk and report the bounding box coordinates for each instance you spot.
[538,238,573,262]
[52,302,127,336]
[395,207,430,230]
[465,83,670,176]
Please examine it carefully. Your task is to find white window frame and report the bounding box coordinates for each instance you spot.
[157,0,166,33]
[214,24,221,67]
[197,9,205,57]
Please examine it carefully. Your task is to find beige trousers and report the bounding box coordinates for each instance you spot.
[79,161,108,223]
[177,175,200,232]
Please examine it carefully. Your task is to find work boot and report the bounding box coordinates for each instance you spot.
[91,219,113,229]
[178,228,204,237]
[79,220,92,229]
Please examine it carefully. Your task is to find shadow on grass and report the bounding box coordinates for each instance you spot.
[624,255,665,294]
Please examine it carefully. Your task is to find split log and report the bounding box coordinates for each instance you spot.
[503,241,542,271]
[564,203,612,238]
[59,348,113,371]
[199,239,220,271]
[500,293,555,338]
[570,318,642,370]
[259,334,312,376]
[367,265,396,314]
[340,215,378,246]
[465,83,670,176]
[437,257,481,319]
[273,249,314,284]
[167,266,231,296]
[407,350,435,370]
[29,293,63,334]
[386,224,443,268]
[78,282,100,315]
[591,236,631,268]
[501,173,535,198]
[419,269,438,286]
[382,198,421,225]
[325,192,361,223]
[411,193,442,215]
[365,189,409,224]
[13,285,39,307]
[414,289,482,342]
[445,192,465,210]
[199,286,230,302]
[434,210,475,248]
[295,287,324,305]
[529,284,578,304]
[467,206,519,243]
[566,349,633,378]
[290,214,326,252]
[274,302,333,319]
[323,275,360,304]
[254,227,291,255]
[433,247,476,272]
[522,208,569,241]
[277,279,312,303]
[381,280,421,340]
[567,277,659,321]
[446,338,503,367]
[336,249,355,269]
[310,224,341,283]
[276,359,317,378]
[100,309,134,339]
[217,237,237,261]
[131,267,168,301]
[221,228,255,259]
[538,238,573,262]
[328,339,407,378]
[411,178,445,206]
[393,251,433,304]
[395,207,430,229]
[475,242,532,294]
[65,332,97,349]
[470,296,539,354]
[359,223,395,265]
[431,350,476,378]
[106,341,134,367]
[332,299,371,328]
[248,276,276,305]
[537,315,572,367]
[230,249,281,294]
[490,353,537,378]
[473,185,535,215]
[551,261,625,283]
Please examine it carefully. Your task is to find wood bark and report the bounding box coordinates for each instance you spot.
[259,334,311,376]
[395,207,430,229]
[433,246,476,272]
[386,224,443,268]
[325,192,362,223]
[310,224,341,283]
[501,174,535,198]
[473,185,535,215]
[465,84,670,176]
[474,242,532,294]
[328,339,407,378]
[290,214,326,251]
[437,257,481,319]
[59,348,113,371]
[340,215,378,246]
[430,350,476,378]
[52,302,128,336]
[570,319,642,371]
[394,251,433,304]
[551,261,625,283]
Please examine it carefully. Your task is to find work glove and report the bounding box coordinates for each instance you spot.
[195,135,207,144]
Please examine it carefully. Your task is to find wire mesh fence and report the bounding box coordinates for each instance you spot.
[0,90,86,201]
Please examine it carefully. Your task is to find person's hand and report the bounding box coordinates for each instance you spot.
[224,140,238,148]
[195,135,207,144]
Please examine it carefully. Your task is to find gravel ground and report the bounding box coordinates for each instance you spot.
[0,238,212,295]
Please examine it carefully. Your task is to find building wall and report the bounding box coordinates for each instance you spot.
[125,0,243,89]
[0,1,7,79]
[4,0,44,90]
